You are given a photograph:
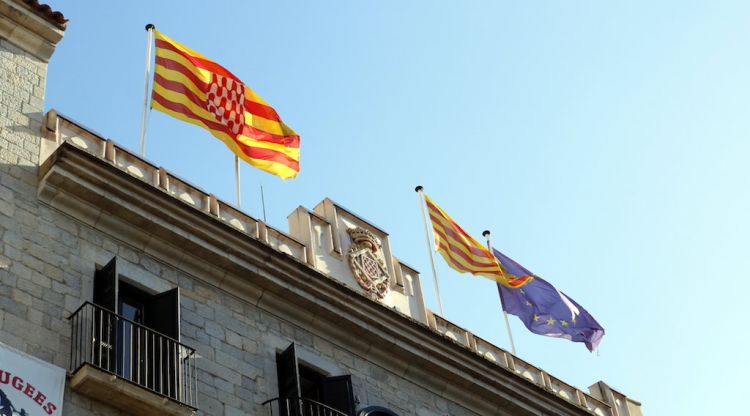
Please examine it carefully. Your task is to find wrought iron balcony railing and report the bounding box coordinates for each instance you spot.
[262,397,350,416]
[69,302,198,409]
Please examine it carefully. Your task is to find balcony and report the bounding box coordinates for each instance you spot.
[68,302,198,416]
[262,397,350,416]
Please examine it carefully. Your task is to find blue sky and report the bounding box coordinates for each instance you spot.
[45,1,750,414]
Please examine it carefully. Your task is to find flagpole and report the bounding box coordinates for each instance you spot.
[260,185,267,222]
[484,230,517,355]
[139,24,155,157]
[415,186,445,316]
[235,155,241,208]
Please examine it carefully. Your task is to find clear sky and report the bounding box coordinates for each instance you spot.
[45,1,749,415]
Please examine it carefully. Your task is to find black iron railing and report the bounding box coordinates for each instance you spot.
[69,302,198,409]
[262,397,349,416]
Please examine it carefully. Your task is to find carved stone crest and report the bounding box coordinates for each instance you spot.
[346,227,390,299]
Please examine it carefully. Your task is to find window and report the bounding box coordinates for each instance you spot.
[92,257,181,397]
[93,257,180,339]
[275,343,356,416]
[117,281,148,380]
[69,257,197,413]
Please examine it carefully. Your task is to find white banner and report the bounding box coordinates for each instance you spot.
[0,342,65,416]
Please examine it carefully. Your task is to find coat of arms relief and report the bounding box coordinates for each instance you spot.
[346,227,390,299]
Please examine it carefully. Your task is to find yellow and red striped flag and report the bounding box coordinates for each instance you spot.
[425,195,530,288]
[150,30,300,179]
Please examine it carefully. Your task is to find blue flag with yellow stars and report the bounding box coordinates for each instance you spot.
[493,248,605,352]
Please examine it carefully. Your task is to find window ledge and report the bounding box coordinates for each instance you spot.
[70,364,196,416]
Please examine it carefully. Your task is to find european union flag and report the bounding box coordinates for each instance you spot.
[493,248,605,352]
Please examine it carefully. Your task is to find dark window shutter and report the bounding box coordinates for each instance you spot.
[144,287,180,399]
[93,257,118,311]
[276,343,302,415]
[92,257,117,372]
[277,343,301,398]
[145,288,180,340]
[321,375,355,416]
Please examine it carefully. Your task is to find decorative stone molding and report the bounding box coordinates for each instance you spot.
[346,227,390,299]
[0,0,66,62]
[36,111,618,415]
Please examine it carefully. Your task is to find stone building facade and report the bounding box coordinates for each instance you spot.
[0,1,642,415]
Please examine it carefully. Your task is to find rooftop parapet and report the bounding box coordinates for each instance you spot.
[589,381,644,416]
[37,109,641,416]
[427,311,616,416]
[40,110,307,265]
[288,199,428,324]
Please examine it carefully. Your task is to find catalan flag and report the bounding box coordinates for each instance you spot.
[425,195,530,288]
[150,30,300,179]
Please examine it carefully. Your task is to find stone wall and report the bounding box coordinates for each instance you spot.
[0,37,45,164]
[1,108,479,416]
[35,113,617,416]
[0,36,59,359]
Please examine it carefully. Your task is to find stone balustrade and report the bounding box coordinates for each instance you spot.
[428,311,614,416]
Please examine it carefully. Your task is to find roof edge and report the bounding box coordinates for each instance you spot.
[23,0,67,30]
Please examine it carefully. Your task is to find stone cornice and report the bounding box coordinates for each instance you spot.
[0,0,65,61]
[37,142,610,416]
